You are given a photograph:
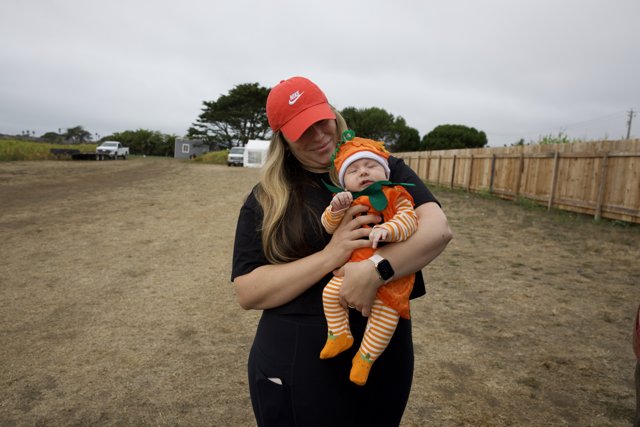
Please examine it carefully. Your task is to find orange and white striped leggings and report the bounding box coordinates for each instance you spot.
[322,277,399,361]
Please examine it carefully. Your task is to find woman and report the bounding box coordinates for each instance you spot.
[232,76,452,427]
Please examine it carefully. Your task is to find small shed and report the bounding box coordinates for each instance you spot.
[174,138,209,160]
[243,140,270,168]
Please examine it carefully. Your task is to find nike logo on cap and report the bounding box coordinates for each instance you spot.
[288,90,304,105]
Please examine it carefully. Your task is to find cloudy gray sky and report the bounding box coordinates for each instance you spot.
[2,0,639,146]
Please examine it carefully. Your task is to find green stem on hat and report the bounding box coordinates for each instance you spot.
[330,129,357,169]
[341,129,355,143]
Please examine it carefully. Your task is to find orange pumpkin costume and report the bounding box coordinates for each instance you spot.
[319,132,418,386]
[329,185,416,319]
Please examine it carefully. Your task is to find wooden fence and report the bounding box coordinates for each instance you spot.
[393,139,640,224]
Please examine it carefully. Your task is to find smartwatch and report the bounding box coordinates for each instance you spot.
[368,254,395,282]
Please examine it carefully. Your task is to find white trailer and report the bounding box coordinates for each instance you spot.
[243,140,270,168]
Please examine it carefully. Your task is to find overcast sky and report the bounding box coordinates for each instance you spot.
[1,0,639,147]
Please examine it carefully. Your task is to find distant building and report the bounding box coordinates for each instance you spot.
[174,138,209,159]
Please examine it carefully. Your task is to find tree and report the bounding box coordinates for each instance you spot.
[41,132,63,142]
[340,107,421,152]
[188,82,270,149]
[102,129,175,156]
[391,117,421,152]
[421,124,487,151]
[64,126,92,144]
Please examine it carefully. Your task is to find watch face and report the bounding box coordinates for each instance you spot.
[377,259,394,281]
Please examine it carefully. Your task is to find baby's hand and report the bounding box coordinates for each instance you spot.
[370,226,388,248]
[331,192,353,212]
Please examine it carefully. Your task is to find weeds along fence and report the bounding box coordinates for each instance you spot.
[393,139,640,224]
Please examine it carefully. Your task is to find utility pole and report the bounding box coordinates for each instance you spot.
[626,108,636,140]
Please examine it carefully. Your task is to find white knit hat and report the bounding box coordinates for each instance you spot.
[338,151,390,188]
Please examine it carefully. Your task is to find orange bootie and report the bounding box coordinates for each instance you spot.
[320,332,353,359]
[350,351,375,386]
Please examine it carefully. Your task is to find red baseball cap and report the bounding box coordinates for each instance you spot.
[266,76,336,142]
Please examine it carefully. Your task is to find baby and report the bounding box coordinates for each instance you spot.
[320,131,418,386]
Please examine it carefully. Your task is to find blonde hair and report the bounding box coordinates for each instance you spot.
[255,108,348,264]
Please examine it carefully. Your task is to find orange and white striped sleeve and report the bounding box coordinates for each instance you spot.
[321,205,347,234]
[374,196,417,242]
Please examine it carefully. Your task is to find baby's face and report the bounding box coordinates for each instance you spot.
[343,158,387,192]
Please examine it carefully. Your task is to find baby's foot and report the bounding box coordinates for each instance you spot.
[350,351,374,385]
[319,332,353,359]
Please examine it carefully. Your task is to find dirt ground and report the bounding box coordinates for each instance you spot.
[0,158,638,426]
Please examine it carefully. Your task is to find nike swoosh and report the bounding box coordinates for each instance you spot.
[288,91,304,105]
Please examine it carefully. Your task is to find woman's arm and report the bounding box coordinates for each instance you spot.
[234,204,380,310]
[377,201,452,279]
[337,201,453,316]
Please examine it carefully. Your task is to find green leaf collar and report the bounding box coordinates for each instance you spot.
[322,180,415,211]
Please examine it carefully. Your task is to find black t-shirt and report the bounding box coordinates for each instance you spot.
[231,156,439,315]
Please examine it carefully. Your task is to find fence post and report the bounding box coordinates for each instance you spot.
[466,154,474,192]
[515,153,524,197]
[450,155,457,188]
[547,151,560,211]
[489,154,496,194]
[594,152,609,220]
[437,155,442,185]
[424,153,431,182]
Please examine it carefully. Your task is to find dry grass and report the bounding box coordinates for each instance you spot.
[0,159,638,426]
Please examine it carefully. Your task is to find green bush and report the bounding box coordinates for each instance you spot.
[0,140,96,161]
[189,150,228,165]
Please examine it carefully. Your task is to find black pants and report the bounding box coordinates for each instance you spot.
[635,361,640,427]
[248,310,414,427]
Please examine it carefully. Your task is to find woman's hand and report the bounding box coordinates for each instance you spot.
[333,260,382,317]
[322,204,380,270]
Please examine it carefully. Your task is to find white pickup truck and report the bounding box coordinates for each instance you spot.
[96,141,129,160]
